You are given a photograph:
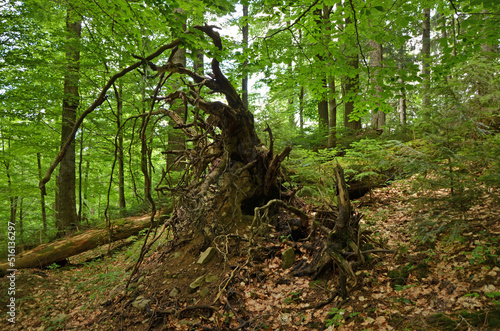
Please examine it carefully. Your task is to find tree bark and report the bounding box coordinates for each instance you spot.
[115,80,126,211]
[315,8,329,144]
[421,8,431,109]
[327,75,337,148]
[242,3,249,109]
[166,10,187,172]
[193,49,204,75]
[369,40,385,130]
[343,56,361,131]
[37,153,48,235]
[343,16,361,131]
[299,86,304,131]
[0,213,169,274]
[398,46,407,125]
[57,6,81,236]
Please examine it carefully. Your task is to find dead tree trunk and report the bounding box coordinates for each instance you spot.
[0,214,168,274]
[145,25,291,235]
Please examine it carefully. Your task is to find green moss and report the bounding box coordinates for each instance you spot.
[426,313,457,331]
[458,308,500,328]
[486,308,500,327]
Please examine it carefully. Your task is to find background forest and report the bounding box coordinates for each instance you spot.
[1,0,498,247]
[0,0,499,329]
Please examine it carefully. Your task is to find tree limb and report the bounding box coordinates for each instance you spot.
[39,39,182,195]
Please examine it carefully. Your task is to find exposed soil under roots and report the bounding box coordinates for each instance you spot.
[85,162,383,330]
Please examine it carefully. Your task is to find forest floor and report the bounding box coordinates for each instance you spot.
[1,180,499,330]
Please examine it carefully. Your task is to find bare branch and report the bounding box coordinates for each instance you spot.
[39,39,182,194]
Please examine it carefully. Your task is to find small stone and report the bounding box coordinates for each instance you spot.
[169,287,179,298]
[205,273,219,283]
[173,251,182,259]
[50,313,68,323]
[282,247,295,270]
[197,247,217,265]
[200,286,210,298]
[190,275,205,289]
[132,295,151,310]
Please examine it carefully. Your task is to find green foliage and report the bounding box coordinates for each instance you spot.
[283,147,338,200]
[284,290,302,304]
[325,307,346,327]
[466,237,500,267]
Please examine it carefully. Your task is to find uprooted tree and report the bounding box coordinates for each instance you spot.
[35,25,377,297]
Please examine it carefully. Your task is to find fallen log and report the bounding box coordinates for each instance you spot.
[0,213,167,275]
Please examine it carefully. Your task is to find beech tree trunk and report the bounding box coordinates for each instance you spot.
[315,8,330,144]
[166,9,187,172]
[116,81,126,211]
[328,75,337,148]
[242,3,249,109]
[343,16,361,131]
[56,6,81,236]
[421,8,431,109]
[369,40,385,130]
[0,214,167,274]
[37,153,48,235]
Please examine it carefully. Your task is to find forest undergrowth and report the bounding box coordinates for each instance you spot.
[0,177,499,330]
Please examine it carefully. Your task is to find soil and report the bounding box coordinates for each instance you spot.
[0,180,499,330]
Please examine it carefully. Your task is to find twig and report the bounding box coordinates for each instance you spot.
[447,0,461,35]
[348,0,370,76]
[264,0,321,39]
[39,39,182,194]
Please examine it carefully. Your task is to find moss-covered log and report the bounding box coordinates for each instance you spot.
[0,215,163,274]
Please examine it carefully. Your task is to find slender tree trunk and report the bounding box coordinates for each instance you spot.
[5,162,17,226]
[343,15,361,131]
[421,8,431,109]
[298,29,304,132]
[315,8,329,144]
[398,46,407,125]
[369,40,385,130]
[116,80,126,211]
[78,123,84,222]
[37,153,48,235]
[18,197,23,243]
[328,76,337,148]
[57,6,81,236]
[166,10,187,172]
[324,5,336,148]
[83,160,90,225]
[299,86,304,131]
[399,78,407,125]
[242,3,249,109]
[451,15,457,57]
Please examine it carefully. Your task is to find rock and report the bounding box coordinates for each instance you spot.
[173,251,182,259]
[205,273,219,283]
[282,247,295,270]
[132,295,151,310]
[197,247,217,265]
[190,275,205,289]
[50,313,68,324]
[169,287,179,298]
[200,286,210,298]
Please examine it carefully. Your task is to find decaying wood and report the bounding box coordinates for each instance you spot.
[0,214,166,273]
